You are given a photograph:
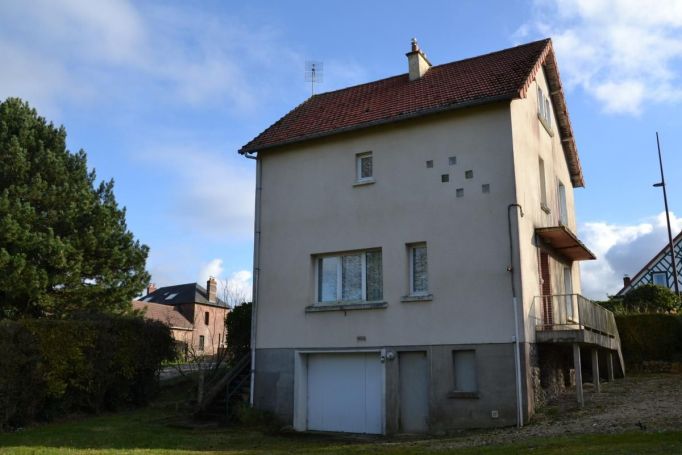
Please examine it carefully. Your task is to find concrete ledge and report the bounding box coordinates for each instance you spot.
[401,294,433,303]
[305,301,388,313]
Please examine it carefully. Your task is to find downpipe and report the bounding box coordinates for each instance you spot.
[507,203,524,428]
[245,151,261,406]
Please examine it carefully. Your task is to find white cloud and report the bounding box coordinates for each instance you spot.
[580,211,682,299]
[518,0,682,114]
[197,259,252,305]
[198,258,225,284]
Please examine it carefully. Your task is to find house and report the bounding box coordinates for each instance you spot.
[133,277,229,356]
[238,38,623,434]
[616,230,682,296]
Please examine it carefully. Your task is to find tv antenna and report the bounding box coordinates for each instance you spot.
[305,61,323,96]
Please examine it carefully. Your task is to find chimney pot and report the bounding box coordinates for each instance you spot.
[207,277,217,303]
[146,283,157,295]
[623,275,632,287]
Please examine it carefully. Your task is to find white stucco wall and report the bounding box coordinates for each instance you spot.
[255,103,524,349]
[510,67,584,343]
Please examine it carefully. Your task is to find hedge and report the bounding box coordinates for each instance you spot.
[0,315,175,430]
[615,314,682,366]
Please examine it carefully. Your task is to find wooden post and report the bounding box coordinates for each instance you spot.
[607,351,615,382]
[591,349,601,393]
[573,343,584,407]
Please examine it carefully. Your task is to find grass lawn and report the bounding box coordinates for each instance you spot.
[1,407,680,455]
[1,379,680,455]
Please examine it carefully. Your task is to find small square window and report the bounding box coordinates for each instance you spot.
[448,156,457,166]
[453,350,477,393]
[426,160,434,168]
[441,174,449,183]
[456,188,464,198]
[356,152,373,181]
[465,170,473,179]
[482,184,490,193]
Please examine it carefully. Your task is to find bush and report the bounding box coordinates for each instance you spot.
[0,315,175,430]
[226,302,251,362]
[622,284,680,314]
[616,314,682,367]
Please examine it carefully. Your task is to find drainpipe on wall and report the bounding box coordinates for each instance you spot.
[244,151,261,407]
[507,203,525,428]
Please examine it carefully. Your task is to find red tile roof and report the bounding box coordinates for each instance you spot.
[239,38,583,187]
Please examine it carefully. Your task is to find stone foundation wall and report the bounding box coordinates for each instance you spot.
[531,344,574,408]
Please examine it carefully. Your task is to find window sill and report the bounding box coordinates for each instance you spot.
[353,178,375,187]
[540,203,551,214]
[537,113,554,137]
[401,294,433,303]
[305,301,388,313]
[447,391,479,399]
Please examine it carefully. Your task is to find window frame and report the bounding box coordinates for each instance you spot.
[409,243,429,296]
[355,151,374,183]
[652,272,667,287]
[450,349,479,397]
[315,249,382,304]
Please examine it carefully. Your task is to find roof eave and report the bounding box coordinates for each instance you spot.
[238,94,516,155]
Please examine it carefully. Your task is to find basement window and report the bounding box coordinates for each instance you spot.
[451,350,478,397]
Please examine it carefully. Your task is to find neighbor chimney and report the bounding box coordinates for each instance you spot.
[207,277,217,303]
[146,283,157,295]
[623,275,631,288]
[406,38,432,81]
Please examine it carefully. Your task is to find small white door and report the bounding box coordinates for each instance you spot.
[399,351,429,433]
[564,267,574,321]
[307,353,382,434]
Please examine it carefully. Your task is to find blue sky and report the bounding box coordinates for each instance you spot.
[2,0,681,299]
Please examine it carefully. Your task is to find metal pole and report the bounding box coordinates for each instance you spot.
[507,203,524,428]
[655,132,680,295]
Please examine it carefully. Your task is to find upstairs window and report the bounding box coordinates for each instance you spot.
[356,152,373,182]
[204,311,210,325]
[409,243,429,295]
[537,85,552,132]
[652,272,667,287]
[539,158,549,213]
[558,182,568,225]
[317,250,383,303]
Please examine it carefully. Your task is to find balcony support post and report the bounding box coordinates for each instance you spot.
[607,351,615,382]
[573,343,584,407]
[591,348,601,392]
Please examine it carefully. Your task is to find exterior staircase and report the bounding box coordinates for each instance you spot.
[195,353,251,422]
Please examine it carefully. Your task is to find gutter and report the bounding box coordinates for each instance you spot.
[244,151,261,407]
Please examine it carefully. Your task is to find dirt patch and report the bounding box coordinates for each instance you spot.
[419,373,682,450]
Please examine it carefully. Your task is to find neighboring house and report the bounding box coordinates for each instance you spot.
[133,278,229,356]
[239,38,623,434]
[616,230,682,296]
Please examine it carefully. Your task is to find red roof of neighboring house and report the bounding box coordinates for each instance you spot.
[132,300,193,330]
[238,38,583,186]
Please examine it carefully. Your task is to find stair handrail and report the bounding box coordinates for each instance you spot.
[197,352,251,412]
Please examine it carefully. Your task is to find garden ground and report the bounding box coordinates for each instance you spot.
[0,373,680,454]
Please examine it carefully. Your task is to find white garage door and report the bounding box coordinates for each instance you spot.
[307,352,383,434]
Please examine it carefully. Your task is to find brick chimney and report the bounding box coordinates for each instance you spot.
[406,38,432,81]
[146,283,157,295]
[207,277,217,303]
[623,275,631,288]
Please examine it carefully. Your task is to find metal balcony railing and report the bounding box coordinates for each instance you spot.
[531,294,618,338]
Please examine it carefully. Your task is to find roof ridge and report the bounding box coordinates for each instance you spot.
[309,38,551,100]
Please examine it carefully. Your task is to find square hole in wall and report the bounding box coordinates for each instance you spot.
[441,174,449,183]
[482,184,490,193]
[448,156,457,166]
[426,160,434,168]
[456,188,464,198]
[465,170,474,179]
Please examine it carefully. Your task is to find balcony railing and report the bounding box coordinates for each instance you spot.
[531,294,618,338]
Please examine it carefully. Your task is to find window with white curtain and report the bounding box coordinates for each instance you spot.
[317,250,382,303]
[409,243,428,295]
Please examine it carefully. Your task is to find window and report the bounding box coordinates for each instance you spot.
[456,188,464,198]
[652,272,667,287]
[204,311,209,325]
[537,85,552,129]
[409,244,428,295]
[441,174,449,183]
[198,335,205,351]
[539,158,549,212]
[453,350,477,393]
[317,250,383,303]
[448,156,457,166]
[465,170,473,179]
[558,182,567,225]
[482,184,490,194]
[356,152,373,181]
[426,160,434,168]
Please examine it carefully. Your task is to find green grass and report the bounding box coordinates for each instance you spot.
[1,380,680,454]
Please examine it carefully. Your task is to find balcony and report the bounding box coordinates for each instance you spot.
[531,294,624,368]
